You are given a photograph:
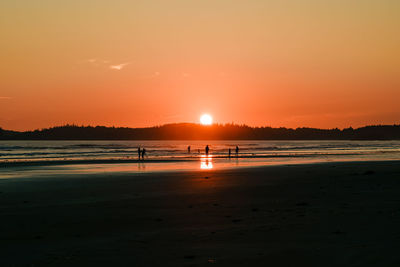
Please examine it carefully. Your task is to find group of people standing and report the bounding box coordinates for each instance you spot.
[137,147,146,160]
[187,145,239,157]
[137,145,240,161]
[228,146,240,158]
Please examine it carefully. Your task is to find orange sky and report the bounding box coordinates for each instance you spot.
[1,0,399,131]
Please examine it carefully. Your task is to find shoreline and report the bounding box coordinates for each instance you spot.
[0,152,394,168]
[1,158,400,179]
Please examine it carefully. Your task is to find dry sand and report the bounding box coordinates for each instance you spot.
[1,161,400,266]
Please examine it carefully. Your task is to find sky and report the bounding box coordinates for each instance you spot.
[1,0,399,131]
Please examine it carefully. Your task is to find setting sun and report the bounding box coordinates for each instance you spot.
[200,114,213,125]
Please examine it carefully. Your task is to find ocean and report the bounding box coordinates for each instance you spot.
[1,140,400,177]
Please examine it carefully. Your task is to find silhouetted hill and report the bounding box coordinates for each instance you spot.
[1,123,400,140]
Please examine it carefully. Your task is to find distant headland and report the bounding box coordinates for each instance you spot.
[1,123,400,140]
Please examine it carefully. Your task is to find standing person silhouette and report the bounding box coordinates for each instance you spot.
[142,148,146,160]
[228,148,231,158]
[235,146,239,157]
[138,147,141,160]
[187,145,191,154]
[205,145,209,156]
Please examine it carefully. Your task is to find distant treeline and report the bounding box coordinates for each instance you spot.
[1,123,400,140]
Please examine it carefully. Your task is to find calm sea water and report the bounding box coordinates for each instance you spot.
[1,140,400,177]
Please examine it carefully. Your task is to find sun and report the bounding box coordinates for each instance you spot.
[200,114,213,125]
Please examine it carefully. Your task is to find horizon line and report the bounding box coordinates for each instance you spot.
[2,122,400,133]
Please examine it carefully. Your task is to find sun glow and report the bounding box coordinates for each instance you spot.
[200,114,213,125]
[200,155,213,169]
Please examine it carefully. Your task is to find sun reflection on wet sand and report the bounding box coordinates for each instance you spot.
[1,154,359,179]
[200,155,213,170]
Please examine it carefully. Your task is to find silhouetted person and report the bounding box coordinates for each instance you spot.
[205,145,209,156]
[228,148,231,158]
[235,146,239,157]
[138,147,141,160]
[198,149,200,154]
[187,145,191,153]
[142,148,146,159]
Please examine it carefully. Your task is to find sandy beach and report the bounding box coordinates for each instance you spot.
[1,161,400,266]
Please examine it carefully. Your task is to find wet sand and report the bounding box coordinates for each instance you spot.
[1,161,400,266]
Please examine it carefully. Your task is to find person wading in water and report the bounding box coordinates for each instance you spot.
[141,148,146,160]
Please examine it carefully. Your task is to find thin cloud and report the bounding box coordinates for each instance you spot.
[0,96,12,100]
[80,58,111,66]
[82,58,132,71]
[109,62,131,70]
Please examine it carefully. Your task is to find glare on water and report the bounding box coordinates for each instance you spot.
[200,155,213,170]
[2,140,400,177]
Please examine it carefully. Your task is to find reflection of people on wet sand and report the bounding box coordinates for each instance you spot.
[138,147,141,160]
[141,148,146,160]
[187,146,191,153]
[138,162,145,171]
[205,145,210,156]
[228,148,231,158]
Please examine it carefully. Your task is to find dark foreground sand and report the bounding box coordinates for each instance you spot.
[1,161,400,266]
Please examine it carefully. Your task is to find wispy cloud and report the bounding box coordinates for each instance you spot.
[81,58,124,68]
[109,62,131,70]
[82,58,134,71]
[0,96,12,100]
